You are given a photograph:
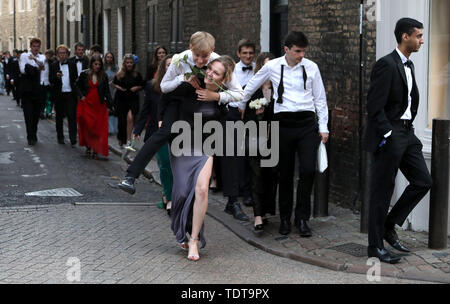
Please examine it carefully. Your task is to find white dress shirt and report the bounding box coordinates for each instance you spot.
[243,56,329,133]
[161,49,244,105]
[40,61,50,86]
[75,57,83,76]
[60,62,72,93]
[234,61,256,88]
[19,52,45,75]
[396,48,413,120]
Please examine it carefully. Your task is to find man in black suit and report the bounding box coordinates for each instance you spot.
[49,45,79,146]
[364,18,432,264]
[19,39,46,146]
[8,50,21,105]
[69,42,89,77]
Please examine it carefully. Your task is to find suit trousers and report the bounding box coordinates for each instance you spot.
[127,101,179,179]
[277,114,319,222]
[368,124,432,248]
[22,87,45,141]
[220,106,248,199]
[54,92,78,143]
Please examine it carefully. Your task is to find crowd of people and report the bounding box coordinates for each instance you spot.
[1,17,432,265]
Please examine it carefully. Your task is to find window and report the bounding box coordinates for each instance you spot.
[118,7,125,66]
[170,0,184,53]
[428,0,450,124]
[9,37,14,51]
[27,0,31,11]
[9,0,13,14]
[148,1,158,47]
[18,0,25,12]
[103,9,111,53]
[0,0,3,16]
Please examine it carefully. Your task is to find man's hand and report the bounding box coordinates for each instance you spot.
[239,108,245,120]
[185,75,201,90]
[196,89,220,102]
[158,121,163,128]
[320,133,329,144]
[130,86,141,93]
[56,72,63,78]
[80,97,86,101]
[256,107,265,116]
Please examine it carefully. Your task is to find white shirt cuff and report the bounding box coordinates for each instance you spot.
[319,124,329,134]
[384,131,392,138]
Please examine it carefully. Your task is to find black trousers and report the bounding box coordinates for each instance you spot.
[54,92,78,143]
[277,112,319,222]
[220,106,250,199]
[368,123,432,248]
[127,101,179,179]
[248,157,277,217]
[22,88,45,141]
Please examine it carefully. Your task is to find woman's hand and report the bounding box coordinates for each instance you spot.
[196,89,220,102]
[80,97,86,101]
[115,85,126,92]
[158,121,163,128]
[130,86,141,93]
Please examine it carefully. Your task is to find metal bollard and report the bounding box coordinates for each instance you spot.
[429,119,449,249]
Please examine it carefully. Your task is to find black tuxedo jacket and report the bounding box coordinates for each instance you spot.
[7,57,20,81]
[363,50,419,152]
[49,61,79,101]
[69,56,89,72]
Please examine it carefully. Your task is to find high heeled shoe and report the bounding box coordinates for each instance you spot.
[187,237,200,262]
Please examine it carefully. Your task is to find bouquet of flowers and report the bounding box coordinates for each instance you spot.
[249,98,270,110]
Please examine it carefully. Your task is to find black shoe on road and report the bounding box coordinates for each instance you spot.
[224,202,249,221]
[118,177,136,195]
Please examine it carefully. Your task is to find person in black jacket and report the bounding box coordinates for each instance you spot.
[69,42,89,77]
[364,18,432,264]
[49,45,79,146]
[8,50,21,105]
[76,55,113,159]
[19,39,46,146]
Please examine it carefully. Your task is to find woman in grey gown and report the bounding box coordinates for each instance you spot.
[169,56,236,261]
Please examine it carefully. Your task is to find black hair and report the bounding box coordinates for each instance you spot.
[237,39,256,53]
[284,31,309,48]
[395,18,423,44]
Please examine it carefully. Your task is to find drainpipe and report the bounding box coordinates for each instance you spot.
[131,0,136,54]
[46,0,51,49]
[13,0,16,49]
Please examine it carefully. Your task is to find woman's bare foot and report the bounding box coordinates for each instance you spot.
[187,237,200,261]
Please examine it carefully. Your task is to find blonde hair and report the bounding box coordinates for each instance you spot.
[56,44,70,54]
[116,54,137,80]
[209,55,235,84]
[190,31,215,54]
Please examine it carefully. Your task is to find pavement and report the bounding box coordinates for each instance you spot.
[109,135,450,284]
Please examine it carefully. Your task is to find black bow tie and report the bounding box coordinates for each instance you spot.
[242,66,253,72]
[75,58,83,63]
[61,61,68,65]
[404,60,413,68]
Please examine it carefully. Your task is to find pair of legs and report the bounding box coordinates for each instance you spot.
[55,93,78,144]
[368,125,432,249]
[188,157,214,260]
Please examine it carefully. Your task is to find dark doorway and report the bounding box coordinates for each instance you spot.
[270,0,288,57]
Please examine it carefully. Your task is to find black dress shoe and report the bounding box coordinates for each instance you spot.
[118,177,136,195]
[243,197,254,207]
[368,246,401,264]
[28,139,36,146]
[71,140,77,147]
[279,219,291,235]
[224,202,249,221]
[298,220,312,237]
[58,139,65,145]
[384,229,410,253]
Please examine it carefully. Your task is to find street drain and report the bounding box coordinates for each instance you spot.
[329,242,367,257]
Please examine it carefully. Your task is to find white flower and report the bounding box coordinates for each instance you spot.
[249,98,270,110]
[171,54,182,68]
